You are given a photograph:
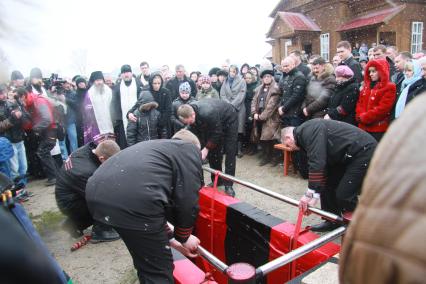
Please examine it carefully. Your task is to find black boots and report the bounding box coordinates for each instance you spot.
[258,141,273,166]
[225,186,235,197]
[91,223,121,243]
[237,141,244,158]
[310,221,340,232]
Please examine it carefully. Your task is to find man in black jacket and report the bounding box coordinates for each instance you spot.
[337,41,363,84]
[281,119,377,231]
[290,50,311,78]
[86,130,202,284]
[165,64,197,101]
[278,56,307,127]
[177,99,238,197]
[55,140,120,241]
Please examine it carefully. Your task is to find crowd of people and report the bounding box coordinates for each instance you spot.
[1,39,426,283]
[0,41,425,200]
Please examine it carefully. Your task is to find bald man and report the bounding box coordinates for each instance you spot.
[278,56,307,128]
[55,140,121,241]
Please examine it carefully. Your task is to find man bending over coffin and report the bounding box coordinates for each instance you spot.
[55,138,121,242]
[86,129,202,283]
[281,119,377,231]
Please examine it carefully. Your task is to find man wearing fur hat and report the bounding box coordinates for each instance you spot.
[302,57,336,119]
[111,65,141,149]
[82,71,114,144]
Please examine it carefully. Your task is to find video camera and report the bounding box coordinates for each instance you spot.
[42,73,67,94]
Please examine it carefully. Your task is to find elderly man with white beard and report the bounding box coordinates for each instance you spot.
[82,71,115,144]
[111,65,141,149]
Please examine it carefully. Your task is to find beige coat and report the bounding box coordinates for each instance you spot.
[339,95,426,284]
[251,81,281,141]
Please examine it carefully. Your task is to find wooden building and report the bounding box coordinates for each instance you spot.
[266,0,426,63]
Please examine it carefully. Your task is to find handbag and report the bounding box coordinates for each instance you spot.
[250,120,260,144]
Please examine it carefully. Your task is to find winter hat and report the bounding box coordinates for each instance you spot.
[335,65,354,79]
[199,75,211,85]
[209,67,220,77]
[120,64,132,74]
[216,69,228,77]
[139,92,155,105]
[259,61,274,78]
[29,67,43,79]
[75,76,87,86]
[179,82,191,94]
[89,71,104,83]
[10,70,24,81]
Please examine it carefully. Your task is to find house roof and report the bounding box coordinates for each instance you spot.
[267,11,320,38]
[336,5,406,32]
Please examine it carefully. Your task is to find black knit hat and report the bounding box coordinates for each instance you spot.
[75,76,87,86]
[89,71,104,83]
[216,69,228,77]
[10,70,24,81]
[209,67,221,77]
[29,67,43,79]
[139,92,155,105]
[260,69,274,78]
[121,64,132,74]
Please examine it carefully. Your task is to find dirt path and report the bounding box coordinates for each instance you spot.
[23,153,320,284]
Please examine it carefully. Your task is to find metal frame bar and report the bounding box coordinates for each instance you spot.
[203,166,344,223]
[256,226,346,277]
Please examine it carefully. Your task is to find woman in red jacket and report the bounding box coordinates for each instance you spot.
[356,59,396,141]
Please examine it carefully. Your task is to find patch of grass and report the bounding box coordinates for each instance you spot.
[118,268,138,284]
[31,210,65,234]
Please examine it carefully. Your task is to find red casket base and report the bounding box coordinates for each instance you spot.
[173,187,340,284]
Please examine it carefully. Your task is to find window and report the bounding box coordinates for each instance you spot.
[320,33,330,61]
[411,22,423,54]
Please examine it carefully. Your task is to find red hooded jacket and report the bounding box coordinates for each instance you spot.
[23,92,56,132]
[356,59,396,133]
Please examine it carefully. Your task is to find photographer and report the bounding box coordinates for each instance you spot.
[20,71,58,186]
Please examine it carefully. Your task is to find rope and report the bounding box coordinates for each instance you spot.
[70,235,92,252]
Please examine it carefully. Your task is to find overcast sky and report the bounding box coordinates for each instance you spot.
[1,0,276,78]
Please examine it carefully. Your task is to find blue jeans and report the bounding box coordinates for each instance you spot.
[66,123,78,154]
[0,161,11,178]
[58,140,69,161]
[9,141,28,184]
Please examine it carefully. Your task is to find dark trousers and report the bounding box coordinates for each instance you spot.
[58,199,93,231]
[114,227,174,284]
[209,117,238,186]
[36,132,57,180]
[368,131,385,142]
[320,147,375,215]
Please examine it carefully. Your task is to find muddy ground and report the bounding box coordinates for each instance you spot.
[24,153,324,284]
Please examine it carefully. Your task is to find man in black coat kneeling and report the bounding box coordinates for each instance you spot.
[281,119,377,231]
[55,139,121,242]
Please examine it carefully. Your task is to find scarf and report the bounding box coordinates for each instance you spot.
[88,85,113,135]
[395,60,422,118]
[120,78,138,131]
